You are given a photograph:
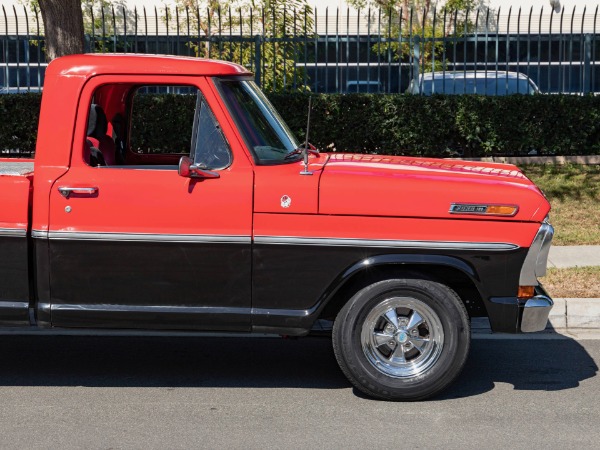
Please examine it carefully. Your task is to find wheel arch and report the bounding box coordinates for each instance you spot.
[316,254,488,322]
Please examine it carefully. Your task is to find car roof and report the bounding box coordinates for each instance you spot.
[47,53,252,79]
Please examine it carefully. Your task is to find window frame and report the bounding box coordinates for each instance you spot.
[189,92,234,171]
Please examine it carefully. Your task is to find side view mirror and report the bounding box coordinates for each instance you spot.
[178,156,220,179]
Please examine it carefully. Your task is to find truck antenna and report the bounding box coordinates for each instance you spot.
[300,96,313,176]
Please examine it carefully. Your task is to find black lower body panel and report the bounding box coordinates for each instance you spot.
[0,235,29,325]
[45,238,252,331]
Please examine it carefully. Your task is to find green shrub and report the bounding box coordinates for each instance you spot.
[0,93,42,156]
[270,93,600,157]
[130,94,196,153]
[2,92,600,158]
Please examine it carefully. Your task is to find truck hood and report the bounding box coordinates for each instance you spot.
[318,154,550,222]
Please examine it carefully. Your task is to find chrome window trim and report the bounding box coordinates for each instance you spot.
[0,228,27,237]
[32,230,250,244]
[254,236,519,251]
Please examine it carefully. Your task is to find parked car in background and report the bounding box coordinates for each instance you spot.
[345,80,383,93]
[407,71,540,95]
[0,87,43,94]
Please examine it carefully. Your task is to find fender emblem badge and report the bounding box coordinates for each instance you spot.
[280,195,292,208]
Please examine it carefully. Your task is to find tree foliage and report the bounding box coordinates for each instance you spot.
[29,0,314,90]
[174,0,314,91]
[347,0,479,71]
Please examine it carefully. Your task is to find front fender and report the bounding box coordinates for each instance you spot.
[316,253,483,313]
[252,253,484,335]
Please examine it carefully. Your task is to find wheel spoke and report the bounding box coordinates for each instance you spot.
[407,310,425,331]
[373,331,394,347]
[359,294,446,380]
[408,336,429,353]
[383,309,399,329]
[390,344,406,363]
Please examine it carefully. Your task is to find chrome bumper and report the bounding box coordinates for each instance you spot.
[517,220,554,332]
[520,294,554,332]
[519,220,554,286]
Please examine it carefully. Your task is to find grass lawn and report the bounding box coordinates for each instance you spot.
[521,164,600,246]
[541,267,600,298]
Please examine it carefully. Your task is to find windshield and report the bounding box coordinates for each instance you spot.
[216,79,301,164]
[419,77,537,95]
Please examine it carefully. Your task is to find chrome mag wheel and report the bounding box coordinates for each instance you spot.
[333,278,470,400]
[360,296,444,379]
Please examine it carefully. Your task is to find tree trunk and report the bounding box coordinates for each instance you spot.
[38,0,85,61]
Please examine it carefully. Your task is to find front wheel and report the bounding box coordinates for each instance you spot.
[332,277,470,401]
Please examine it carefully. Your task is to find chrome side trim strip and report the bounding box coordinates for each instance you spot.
[34,230,250,244]
[0,301,29,309]
[0,228,27,237]
[33,231,519,250]
[254,236,519,251]
[51,304,252,315]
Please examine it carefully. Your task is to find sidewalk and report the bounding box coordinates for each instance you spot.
[548,245,600,268]
[545,245,600,336]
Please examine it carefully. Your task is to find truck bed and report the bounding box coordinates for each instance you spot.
[0,160,34,176]
[0,159,33,231]
[0,159,33,326]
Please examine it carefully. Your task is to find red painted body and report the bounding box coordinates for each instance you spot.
[0,159,32,231]
[0,54,551,335]
[23,54,549,240]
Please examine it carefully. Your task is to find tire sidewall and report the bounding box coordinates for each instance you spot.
[336,278,470,400]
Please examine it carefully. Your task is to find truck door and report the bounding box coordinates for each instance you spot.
[46,76,254,331]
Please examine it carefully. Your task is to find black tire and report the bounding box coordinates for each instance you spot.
[332,277,470,401]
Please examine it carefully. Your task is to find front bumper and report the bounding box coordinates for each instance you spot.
[487,220,555,333]
[487,287,554,333]
[519,287,554,332]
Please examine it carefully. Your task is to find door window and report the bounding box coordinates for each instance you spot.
[191,96,232,170]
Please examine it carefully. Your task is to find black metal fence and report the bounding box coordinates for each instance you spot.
[2,4,600,94]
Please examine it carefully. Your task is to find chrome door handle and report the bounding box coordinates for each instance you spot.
[58,186,98,198]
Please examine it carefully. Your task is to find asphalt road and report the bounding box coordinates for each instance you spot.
[0,334,598,449]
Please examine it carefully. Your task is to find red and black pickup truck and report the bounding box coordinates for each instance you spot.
[0,54,553,401]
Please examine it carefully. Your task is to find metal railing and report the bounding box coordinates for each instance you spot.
[2,4,600,94]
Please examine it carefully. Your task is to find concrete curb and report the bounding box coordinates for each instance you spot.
[555,298,600,329]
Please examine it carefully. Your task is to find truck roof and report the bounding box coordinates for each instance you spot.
[47,54,252,78]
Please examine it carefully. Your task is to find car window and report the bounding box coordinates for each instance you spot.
[216,79,300,164]
[191,96,232,170]
[129,85,198,155]
[422,77,536,95]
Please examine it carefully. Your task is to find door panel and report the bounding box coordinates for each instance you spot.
[47,76,253,330]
